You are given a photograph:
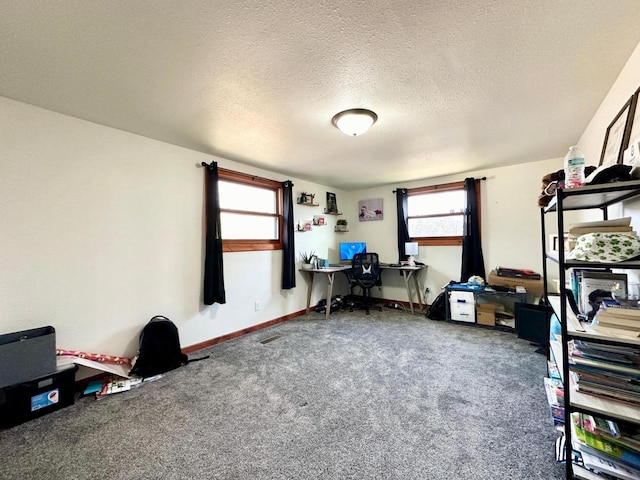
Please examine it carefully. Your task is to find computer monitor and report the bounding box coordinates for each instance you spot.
[405,242,419,256]
[339,242,367,261]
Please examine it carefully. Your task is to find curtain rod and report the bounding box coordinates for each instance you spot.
[392,177,486,193]
[199,162,292,185]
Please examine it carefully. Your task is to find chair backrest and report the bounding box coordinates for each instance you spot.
[351,252,380,288]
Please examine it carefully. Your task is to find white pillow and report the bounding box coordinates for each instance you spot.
[566,232,640,263]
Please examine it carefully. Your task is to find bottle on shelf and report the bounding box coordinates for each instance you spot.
[563,145,585,189]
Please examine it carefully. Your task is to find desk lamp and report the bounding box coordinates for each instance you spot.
[405,242,419,266]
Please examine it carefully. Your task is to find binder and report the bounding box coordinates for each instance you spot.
[0,326,56,389]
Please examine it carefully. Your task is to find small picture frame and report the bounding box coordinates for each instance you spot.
[599,96,636,167]
[628,87,640,146]
[550,233,570,253]
[313,215,325,226]
[326,192,338,213]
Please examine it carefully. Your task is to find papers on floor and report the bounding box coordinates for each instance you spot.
[56,355,132,378]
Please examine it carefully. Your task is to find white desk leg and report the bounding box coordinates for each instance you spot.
[402,271,415,314]
[325,272,336,320]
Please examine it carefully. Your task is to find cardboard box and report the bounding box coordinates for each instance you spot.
[488,271,544,294]
[476,302,502,326]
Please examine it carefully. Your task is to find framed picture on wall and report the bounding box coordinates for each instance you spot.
[628,87,640,147]
[599,95,636,166]
[326,192,338,213]
[549,233,570,253]
[358,198,383,221]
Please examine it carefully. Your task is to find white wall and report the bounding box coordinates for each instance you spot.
[343,158,566,303]
[4,35,640,362]
[0,96,344,357]
[575,40,640,285]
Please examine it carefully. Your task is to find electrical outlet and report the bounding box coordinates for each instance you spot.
[254,301,260,311]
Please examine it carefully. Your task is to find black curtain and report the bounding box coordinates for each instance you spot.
[202,161,226,305]
[395,188,411,262]
[281,180,296,289]
[460,177,486,282]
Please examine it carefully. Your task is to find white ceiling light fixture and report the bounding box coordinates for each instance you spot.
[331,108,378,136]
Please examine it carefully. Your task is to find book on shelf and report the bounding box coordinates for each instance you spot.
[572,413,640,471]
[569,217,632,232]
[601,304,640,316]
[596,314,640,332]
[579,271,628,316]
[544,377,564,406]
[548,360,561,382]
[578,446,640,480]
[569,225,634,236]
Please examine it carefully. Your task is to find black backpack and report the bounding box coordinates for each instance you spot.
[425,292,447,321]
[129,316,202,378]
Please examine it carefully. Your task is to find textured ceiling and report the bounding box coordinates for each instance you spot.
[2,1,640,190]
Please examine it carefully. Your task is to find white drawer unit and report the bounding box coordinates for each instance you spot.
[450,301,475,322]
[449,290,476,323]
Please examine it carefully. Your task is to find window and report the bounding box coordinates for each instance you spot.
[218,168,283,252]
[407,180,481,246]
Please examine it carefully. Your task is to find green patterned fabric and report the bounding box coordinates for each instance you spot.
[567,232,640,262]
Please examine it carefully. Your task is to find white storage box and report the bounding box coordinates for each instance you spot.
[450,300,476,322]
[449,290,475,304]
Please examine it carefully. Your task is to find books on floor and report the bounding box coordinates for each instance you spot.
[93,374,160,400]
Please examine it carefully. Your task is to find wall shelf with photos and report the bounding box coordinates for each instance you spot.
[312,215,326,226]
[296,220,313,232]
[323,209,343,215]
[296,192,318,206]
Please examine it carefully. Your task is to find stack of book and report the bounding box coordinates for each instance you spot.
[571,412,640,479]
[569,217,635,238]
[597,303,640,332]
[568,340,640,406]
[546,343,565,427]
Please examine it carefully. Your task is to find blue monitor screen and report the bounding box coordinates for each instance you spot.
[339,242,367,261]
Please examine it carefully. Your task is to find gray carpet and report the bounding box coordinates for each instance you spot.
[0,311,565,479]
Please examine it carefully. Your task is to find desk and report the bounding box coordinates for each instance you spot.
[300,264,428,319]
[380,265,427,314]
[299,266,351,320]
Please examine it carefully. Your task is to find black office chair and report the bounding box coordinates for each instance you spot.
[349,252,382,314]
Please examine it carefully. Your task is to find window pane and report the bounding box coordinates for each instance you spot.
[408,190,465,216]
[219,181,276,214]
[221,213,278,240]
[409,215,464,237]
